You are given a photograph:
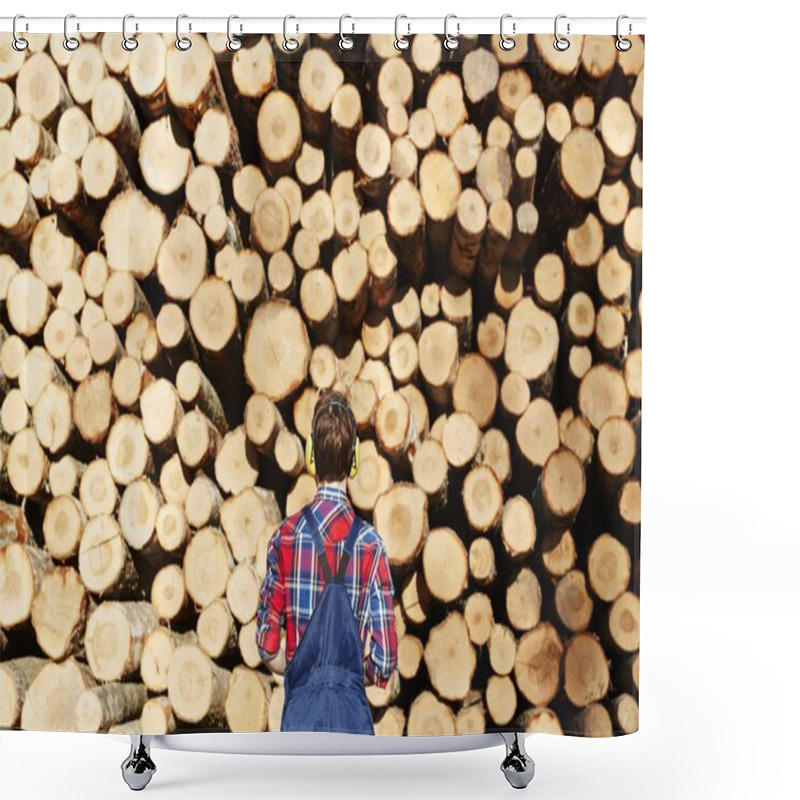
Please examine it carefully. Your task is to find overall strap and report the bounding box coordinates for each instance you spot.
[301,507,333,585]
[334,516,363,584]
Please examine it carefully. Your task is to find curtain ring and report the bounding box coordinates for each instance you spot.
[63,13,80,51]
[12,15,29,52]
[339,15,355,51]
[443,14,459,51]
[499,14,515,51]
[283,16,300,51]
[554,14,570,51]
[616,15,632,51]
[176,14,192,51]
[394,15,410,51]
[122,15,138,51]
[227,15,242,52]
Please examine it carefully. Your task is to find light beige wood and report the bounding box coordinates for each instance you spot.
[0,657,49,729]
[424,612,475,701]
[141,696,177,735]
[506,567,542,632]
[422,528,468,604]
[7,428,49,498]
[75,682,148,733]
[168,643,231,726]
[489,623,517,677]
[224,666,271,733]
[608,591,640,653]
[463,592,493,647]
[564,633,610,707]
[85,601,159,681]
[555,570,594,633]
[407,691,455,736]
[0,543,53,628]
[20,658,95,732]
[183,526,234,609]
[514,623,563,706]
[373,483,428,569]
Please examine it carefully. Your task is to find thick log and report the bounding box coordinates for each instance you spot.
[42,495,85,559]
[422,528,468,604]
[85,601,159,681]
[514,623,563,707]
[78,515,138,598]
[140,626,197,693]
[7,428,50,499]
[141,695,177,735]
[0,657,49,729]
[0,543,53,629]
[407,691,455,736]
[506,567,542,633]
[424,613,476,702]
[20,658,95,732]
[555,570,594,633]
[75,682,148,733]
[563,633,610,708]
[225,666,272,733]
[373,483,428,570]
[168,643,231,726]
[79,459,118,517]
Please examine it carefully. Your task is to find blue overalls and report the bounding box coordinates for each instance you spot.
[281,508,375,735]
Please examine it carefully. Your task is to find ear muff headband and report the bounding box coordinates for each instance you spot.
[305,397,360,480]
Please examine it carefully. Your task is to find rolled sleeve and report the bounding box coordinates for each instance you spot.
[255,528,285,661]
[363,543,398,688]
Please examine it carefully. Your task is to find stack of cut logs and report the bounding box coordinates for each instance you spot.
[0,30,642,738]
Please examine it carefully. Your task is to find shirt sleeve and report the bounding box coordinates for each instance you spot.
[255,525,285,661]
[363,539,398,688]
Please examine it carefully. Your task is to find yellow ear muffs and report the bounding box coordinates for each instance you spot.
[305,433,359,479]
[305,433,316,478]
[349,436,360,479]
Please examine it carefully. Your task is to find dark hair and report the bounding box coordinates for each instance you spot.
[312,390,356,483]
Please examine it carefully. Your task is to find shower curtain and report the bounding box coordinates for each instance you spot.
[0,28,643,738]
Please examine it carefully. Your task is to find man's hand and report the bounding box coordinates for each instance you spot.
[263,647,287,675]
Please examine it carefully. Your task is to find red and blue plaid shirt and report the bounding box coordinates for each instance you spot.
[255,484,398,688]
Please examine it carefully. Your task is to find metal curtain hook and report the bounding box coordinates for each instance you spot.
[339,15,355,51]
[443,14,460,51]
[227,15,242,52]
[63,13,80,51]
[616,15,632,51]
[12,15,29,52]
[499,14,515,51]
[176,14,192,51]
[283,15,300,51]
[394,15,409,51]
[554,14,570,51]
[122,14,138,51]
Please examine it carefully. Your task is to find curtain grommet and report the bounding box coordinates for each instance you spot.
[443,14,460,51]
[616,15,632,51]
[283,15,300,51]
[554,14,570,51]
[175,14,192,51]
[339,14,355,51]
[12,14,29,51]
[227,15,243,52]
[63,13,80,51]
[499,14,516,51]
[394,15,410,51]
[121,14,138,51]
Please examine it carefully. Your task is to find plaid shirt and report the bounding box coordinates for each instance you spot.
[255,485,398,688]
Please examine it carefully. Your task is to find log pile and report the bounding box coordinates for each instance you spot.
[0,31,642,738]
